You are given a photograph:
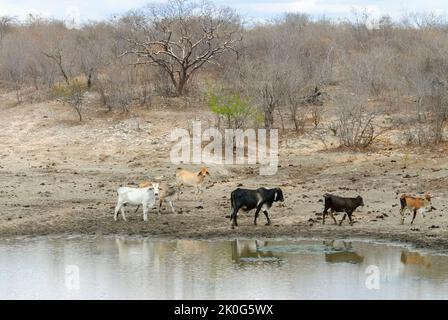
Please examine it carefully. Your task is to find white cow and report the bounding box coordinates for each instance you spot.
[114,183,160,222]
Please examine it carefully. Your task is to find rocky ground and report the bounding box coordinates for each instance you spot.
[1,91,448,251]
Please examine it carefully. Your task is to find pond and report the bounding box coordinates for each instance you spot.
[0,237,447,299]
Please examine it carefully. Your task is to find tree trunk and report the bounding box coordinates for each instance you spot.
[176,77,186,96]
[264,106,274,129]
[73,106,82,122]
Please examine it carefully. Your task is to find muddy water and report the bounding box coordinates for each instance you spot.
[0,238,447,299]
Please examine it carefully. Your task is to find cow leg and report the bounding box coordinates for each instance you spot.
[114,202,123,221]
[347,211,354,226]
[167,198,175,214]
[339,213,347,226]
[322,207,328,224]
[411,209,417,225]
[142,203,149,222]
[329,208,337,225]
[193,186,199,200]
[231,207,239,229]
[195,185,203,200]
[157,198,163,215]
[176,185,182,200]
[254,205,263,225]
[121,206,127,221]
[263,210,271,226]
[400,207,406,225]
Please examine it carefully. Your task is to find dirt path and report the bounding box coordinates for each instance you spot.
[1,94,448,251]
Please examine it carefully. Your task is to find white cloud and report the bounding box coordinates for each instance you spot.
[0,0,149,21]
[0,0,447,22]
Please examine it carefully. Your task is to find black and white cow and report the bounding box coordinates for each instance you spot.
[230,188,284,228]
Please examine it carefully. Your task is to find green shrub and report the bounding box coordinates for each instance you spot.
[207,90,259,129]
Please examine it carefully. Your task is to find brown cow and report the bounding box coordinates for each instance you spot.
[400,193,433,225]
[175,167,210,200]
[137,181,177,214]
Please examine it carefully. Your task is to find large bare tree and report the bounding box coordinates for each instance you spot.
[119,0,242,96]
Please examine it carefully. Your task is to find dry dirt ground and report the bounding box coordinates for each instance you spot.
[1,92,448,251]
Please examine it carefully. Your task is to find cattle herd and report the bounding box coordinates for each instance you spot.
[114,167,434,228]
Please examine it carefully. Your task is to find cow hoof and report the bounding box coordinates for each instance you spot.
[265,223,271,226]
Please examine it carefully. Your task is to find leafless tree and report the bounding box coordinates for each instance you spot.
[42,50,71,85]
[408,52,448,144]
[119,0,242,96]
[38,23,79,85]
[0,16,15,45]
[335,94,386,149]
[54,81,87,121]
[260,80,283,130]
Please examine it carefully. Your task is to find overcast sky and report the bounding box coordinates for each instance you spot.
[1,0,447,23]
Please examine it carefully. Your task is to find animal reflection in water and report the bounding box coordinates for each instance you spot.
[231,240,280,263]
[400,250,432,268]
[323,240,364,264]
[115,238,153,265]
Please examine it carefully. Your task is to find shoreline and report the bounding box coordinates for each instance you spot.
[2,103,448,256]
[1,227,447,253]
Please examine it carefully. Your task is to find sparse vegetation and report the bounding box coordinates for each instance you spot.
[2,2,448,147]
[53,80,88,121]
[208,90,256,129]
[335,95,383,149]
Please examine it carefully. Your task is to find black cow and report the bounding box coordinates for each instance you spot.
[230,188,284,228]
[322,194,364,226]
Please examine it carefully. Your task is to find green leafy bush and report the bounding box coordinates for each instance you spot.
[208,90,260,129]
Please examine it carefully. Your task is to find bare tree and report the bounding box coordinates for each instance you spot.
[119,0,242,96]
[408,52,448,144]
[261,81,282,130]
[75,22,116,89]
[39,24,78,85]
[287,89,307,133]
[54,80,87,121]
[42,50,71,85]
[335,94,386,149]
[0,16,15,45]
